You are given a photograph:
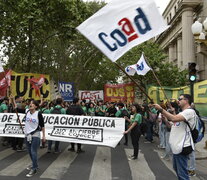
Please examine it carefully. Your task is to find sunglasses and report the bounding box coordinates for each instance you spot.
[178,98,185,101]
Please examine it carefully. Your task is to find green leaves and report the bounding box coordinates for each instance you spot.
[0,0,187,93]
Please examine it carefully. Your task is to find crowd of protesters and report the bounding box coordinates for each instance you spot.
[0,94,199,179]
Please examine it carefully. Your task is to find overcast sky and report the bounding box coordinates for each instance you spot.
[84,0,171,13]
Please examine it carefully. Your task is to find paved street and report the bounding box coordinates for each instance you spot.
[0,136,206,180]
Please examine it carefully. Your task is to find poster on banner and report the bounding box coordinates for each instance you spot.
[104,83,135,103]
[11,71,50,100]
[0,113,125,148]
[59,82,74,101]
[77,0,169,62]
[79,90,104,102]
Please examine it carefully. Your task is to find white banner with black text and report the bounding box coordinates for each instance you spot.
[0,113,125,148]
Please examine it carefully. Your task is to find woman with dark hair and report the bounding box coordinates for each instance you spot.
[24,100,45,177]
[124,103,142,160]
[13,99,45,177]
[87,102,96,116]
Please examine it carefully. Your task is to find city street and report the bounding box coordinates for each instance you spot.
[0,136,206,180]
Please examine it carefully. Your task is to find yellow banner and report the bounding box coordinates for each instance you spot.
[147,80,207,116]
[11,71,50,100]
[148,80,207,104]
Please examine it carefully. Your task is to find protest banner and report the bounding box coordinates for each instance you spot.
[147,80,207,116]
[0,113,125,148]
[11,71,50,100]
[77,0,168,62]
[104,83,135,103]
[59,82,74,101]
[79,90,104,102]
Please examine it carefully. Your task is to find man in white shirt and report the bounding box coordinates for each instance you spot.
[154,94,196,180]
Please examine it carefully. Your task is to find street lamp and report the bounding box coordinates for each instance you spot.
[191,18,207,44]
[191,19,207,149]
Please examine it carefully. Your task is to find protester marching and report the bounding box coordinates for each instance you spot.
[1,0,207,179]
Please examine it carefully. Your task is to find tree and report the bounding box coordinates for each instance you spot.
[0,0,187,94]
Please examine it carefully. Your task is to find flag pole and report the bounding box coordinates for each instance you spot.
[114,62,153,102]
[11,98,25,134]
[143,54,170,103]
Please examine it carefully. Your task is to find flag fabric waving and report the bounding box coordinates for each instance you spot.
[0,70,11,97]
[125,54,151,76]
[77,0,168,62]
[0,61,4,73]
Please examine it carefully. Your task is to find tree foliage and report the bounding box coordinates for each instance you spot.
[0,0,187,93]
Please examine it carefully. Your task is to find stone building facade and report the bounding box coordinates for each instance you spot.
[155,0,207,81]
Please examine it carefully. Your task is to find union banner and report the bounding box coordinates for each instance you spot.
[11,71,50,100]
[104,83,135,103]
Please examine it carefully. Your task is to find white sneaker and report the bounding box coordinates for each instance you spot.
[26,165,32,171]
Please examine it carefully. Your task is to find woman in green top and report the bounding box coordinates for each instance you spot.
[81,101,87,115]
[124,103,142,160]
[87,102,95,116]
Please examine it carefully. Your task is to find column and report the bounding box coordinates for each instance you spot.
[168,44,174,63]
[177,37,183,70]
[182,7,195,69]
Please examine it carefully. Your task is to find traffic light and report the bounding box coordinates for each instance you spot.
[188,63,197,82]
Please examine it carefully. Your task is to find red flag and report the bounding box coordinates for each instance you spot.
[27,75,45,97]
[0,70,11,97]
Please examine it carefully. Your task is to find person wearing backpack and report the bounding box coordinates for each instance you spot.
[47,98,66,153]
[115,102,130,146]
[154,94,196,180]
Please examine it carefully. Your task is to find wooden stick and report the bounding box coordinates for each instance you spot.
[114,62,153,102]
[143,54,170,103]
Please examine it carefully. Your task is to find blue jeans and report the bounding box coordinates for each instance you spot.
[159,123,166,148]
[48,140,60,152]
[164,131,172,158]
[188,151,196,171]
[146,121,153,142]
[173,153,189,180]
[25,136,40,170]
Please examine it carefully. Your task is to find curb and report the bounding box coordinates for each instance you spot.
[196,156,207,160]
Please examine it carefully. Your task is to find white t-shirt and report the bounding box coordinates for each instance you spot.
[169,109,196,154]
[24,110,39,135]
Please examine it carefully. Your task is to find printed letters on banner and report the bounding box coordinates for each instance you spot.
[77,0,169,62]
[0,113,125,148]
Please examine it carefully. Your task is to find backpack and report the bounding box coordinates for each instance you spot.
[51,107,62,114]
[186,110,205,143]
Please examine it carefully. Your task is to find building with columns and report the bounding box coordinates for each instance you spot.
[156,0,207,81]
